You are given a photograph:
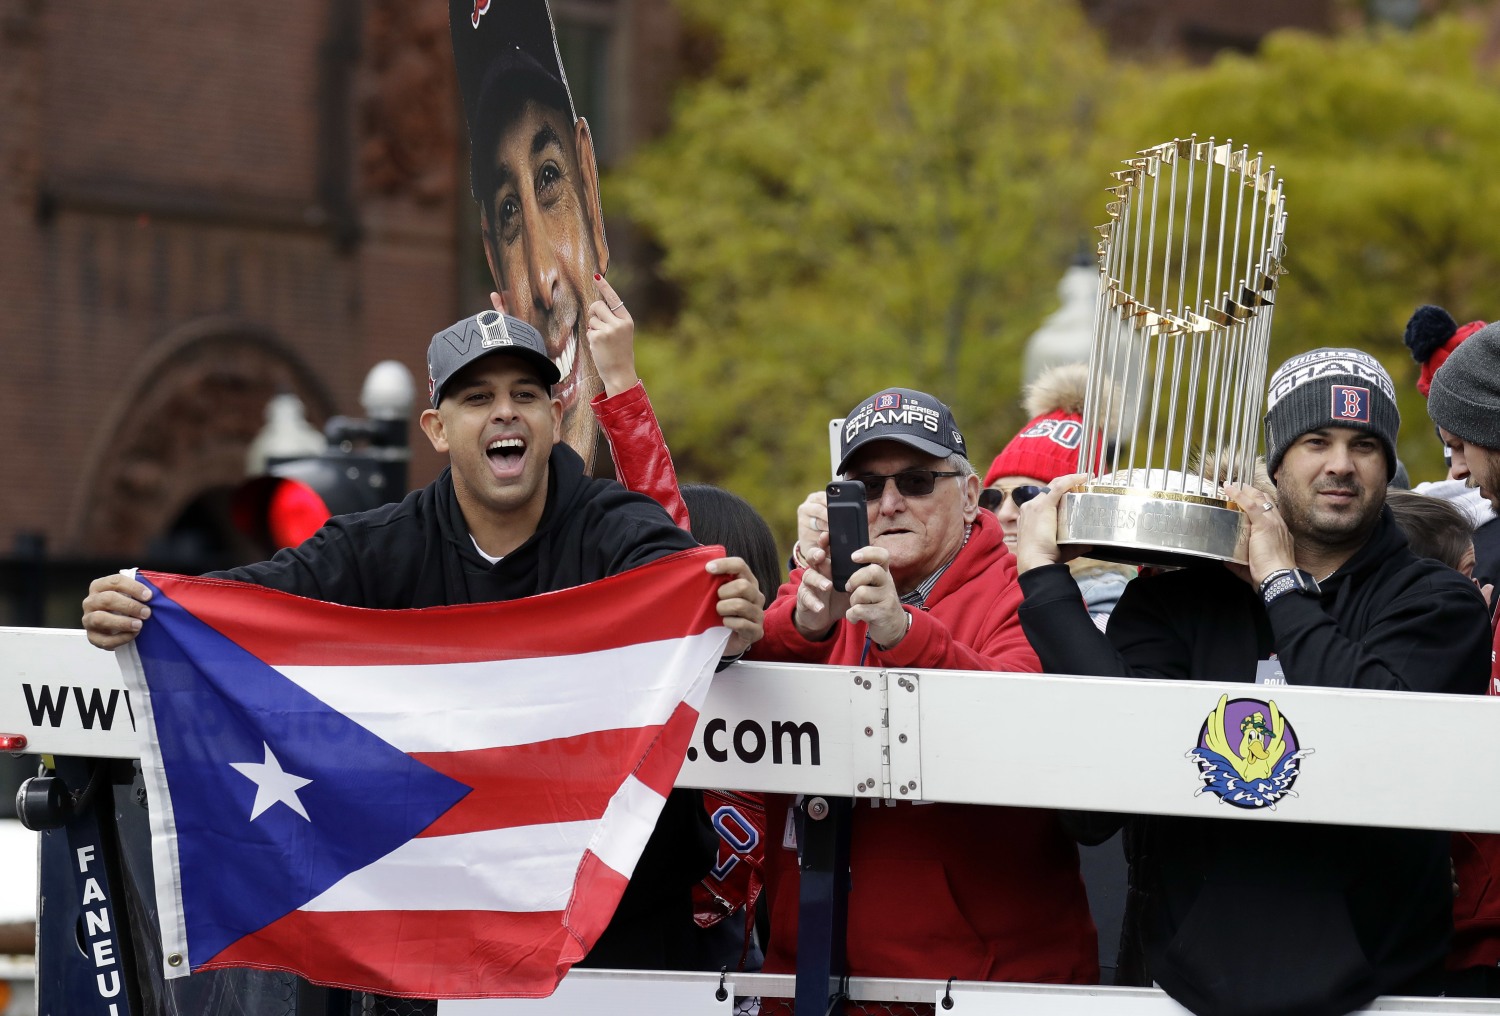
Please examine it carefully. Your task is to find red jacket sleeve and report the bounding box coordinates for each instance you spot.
[752,569,843,664]
[871,547,1041,674]
[592,382,690,531]
[754,525,1042,674]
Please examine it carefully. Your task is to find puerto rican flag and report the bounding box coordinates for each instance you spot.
[117,548,730,999]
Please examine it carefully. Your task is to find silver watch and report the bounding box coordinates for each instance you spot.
[1260,568,1320,606]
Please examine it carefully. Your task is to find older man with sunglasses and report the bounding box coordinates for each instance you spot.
[753,387,1099,989]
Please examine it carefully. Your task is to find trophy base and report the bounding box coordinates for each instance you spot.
[1057,489,1247,568]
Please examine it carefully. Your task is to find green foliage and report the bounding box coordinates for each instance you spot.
[610,0,1110,540]
[1096,17,1500,484]
[612,7,1500,544]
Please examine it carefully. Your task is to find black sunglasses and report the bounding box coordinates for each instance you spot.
[853,469,964,501]
[979,484,1048,513]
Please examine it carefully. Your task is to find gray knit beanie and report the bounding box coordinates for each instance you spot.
[1264,347,1400,481]
[1428,321,1500,450]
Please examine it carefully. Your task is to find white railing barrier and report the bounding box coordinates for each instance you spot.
[440,971,1500,1016]
[11,628,1498,833]
[7,625,1500,1014]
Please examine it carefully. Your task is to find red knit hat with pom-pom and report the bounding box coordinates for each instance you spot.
[1405,304,1486,397]
[985,363,1113,485]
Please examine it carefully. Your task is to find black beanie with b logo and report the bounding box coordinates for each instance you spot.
[1264,348,1400,481]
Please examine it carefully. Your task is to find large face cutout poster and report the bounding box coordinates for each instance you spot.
[450,0,611,469]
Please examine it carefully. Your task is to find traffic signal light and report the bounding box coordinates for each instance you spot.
[234,364,414,552]
[232,449,394,550]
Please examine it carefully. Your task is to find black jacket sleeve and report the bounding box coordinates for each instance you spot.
[1269,566,1490,694]
[600,509,700,578]
[205,522,372,605]
[1017,565,1123,676]
[1018,563,1195,681]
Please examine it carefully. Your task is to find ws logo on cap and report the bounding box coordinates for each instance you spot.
[1330,385,1370,424]
[479,312,513,349]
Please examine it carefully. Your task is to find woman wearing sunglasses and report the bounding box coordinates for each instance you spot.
[984,364,1135,629]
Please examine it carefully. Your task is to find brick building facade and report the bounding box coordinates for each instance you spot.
[0,0,683,583]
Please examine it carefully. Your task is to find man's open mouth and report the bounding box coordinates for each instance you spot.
[486,436,526,476]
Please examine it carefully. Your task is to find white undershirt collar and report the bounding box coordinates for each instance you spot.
[470,534,503,565]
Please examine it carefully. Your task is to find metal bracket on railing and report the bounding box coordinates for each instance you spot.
[887,671,922,800]
[850,669,886,798]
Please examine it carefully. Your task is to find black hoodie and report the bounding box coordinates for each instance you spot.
[1018,507,1490,1016]
[213,443,697,608]
[209,443,715,971]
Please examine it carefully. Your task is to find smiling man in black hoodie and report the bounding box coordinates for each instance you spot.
[1013,347,1490,1016]
[82,309,766,974]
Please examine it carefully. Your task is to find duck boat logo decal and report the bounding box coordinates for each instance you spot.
[1188,694,1314,810]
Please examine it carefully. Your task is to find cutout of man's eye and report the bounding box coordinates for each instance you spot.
[498,193,522,241]
[536,162,562,201]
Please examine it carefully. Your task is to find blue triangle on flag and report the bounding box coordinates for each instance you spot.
[135,581,471,967]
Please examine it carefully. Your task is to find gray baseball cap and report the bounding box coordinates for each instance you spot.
[426,310,560,407]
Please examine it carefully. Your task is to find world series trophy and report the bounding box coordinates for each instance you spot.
[1057,137,1289,566]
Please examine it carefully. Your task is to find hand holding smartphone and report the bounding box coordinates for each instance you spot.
[825,480,869,592]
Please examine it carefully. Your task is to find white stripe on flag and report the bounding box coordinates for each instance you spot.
[587,775,667,880]
[279,630,726,753]
[300,775,666,914]
[302,820,594,913]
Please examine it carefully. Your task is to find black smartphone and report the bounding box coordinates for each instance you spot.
[825,480,869,592]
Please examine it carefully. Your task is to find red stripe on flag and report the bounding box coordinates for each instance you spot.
[140,545,725,667]
[632,700,704,799]
[413,703,702,837]
[413,723,669,836]
[564,850,631,958]
[203,861,632,998]
[202,906,585,999]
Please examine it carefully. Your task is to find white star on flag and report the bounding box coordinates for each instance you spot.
[230,742,313,821]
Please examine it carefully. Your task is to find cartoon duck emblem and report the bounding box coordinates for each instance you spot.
[1187,694,1314,810]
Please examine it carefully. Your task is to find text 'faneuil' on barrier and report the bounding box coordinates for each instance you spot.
[5,626,1500,1015]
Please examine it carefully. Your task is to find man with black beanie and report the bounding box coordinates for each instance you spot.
[1429,324,1500,542]
[1012,347,1491,1016]
[1426,322,1500,996]
[1404,304,1500,589]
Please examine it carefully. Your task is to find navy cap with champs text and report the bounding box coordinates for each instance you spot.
[838,388,968,474]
